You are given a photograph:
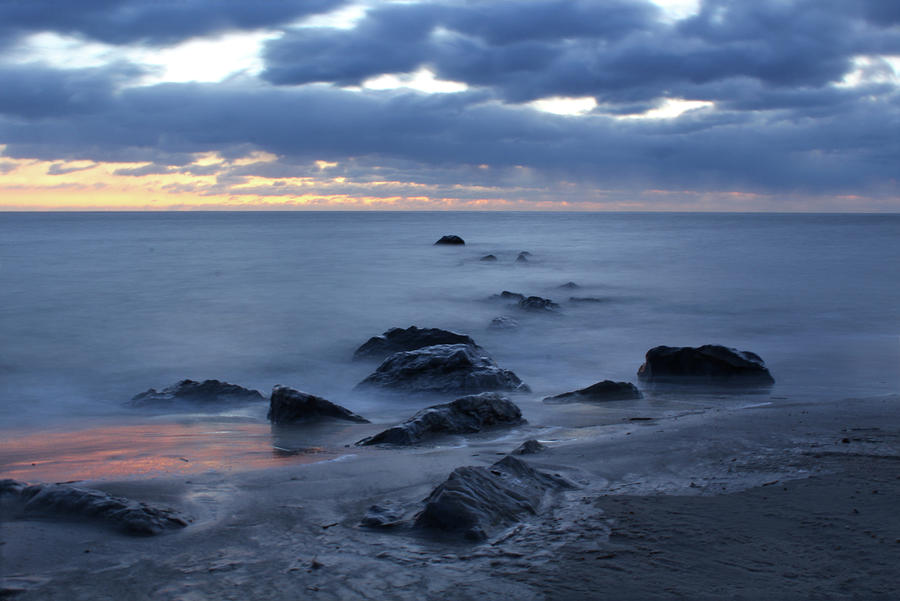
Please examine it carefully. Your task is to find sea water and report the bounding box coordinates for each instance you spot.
[1,212,899,434]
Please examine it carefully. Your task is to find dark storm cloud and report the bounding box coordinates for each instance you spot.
[0,0,347,47]
[263,0,900,106]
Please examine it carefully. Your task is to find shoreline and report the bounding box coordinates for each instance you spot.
[2,394,899,599]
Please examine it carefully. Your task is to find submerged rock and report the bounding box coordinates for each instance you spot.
[489,316,519,330]
[360,502,408,528]
[512,439,546,455]
[637,345,775,385]
[518,296,560,312]
[544,380,643,403]
[414,455,573,541]
[267,385,369,424]
[479,254,498,262]
[355,344,529,394]
[0,479,188,535]
[490,290,525,302]
[569,296,608,304]
[131,379,264,407]
[515,252,530,263]
[357,392,523,446]
[353,326,477,361]
[558,281,579,289]
[435,235,465,245]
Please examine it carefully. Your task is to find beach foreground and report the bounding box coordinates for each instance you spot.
[2,394,899,600]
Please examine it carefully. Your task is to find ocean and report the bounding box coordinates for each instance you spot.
[1,211,898,437]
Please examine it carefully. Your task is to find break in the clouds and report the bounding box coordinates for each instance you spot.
[0,0,899,210]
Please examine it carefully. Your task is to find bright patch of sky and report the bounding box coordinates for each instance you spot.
[529,96,598,116]
[362,68,468,93]
[618,98,714,119]
[838,55,900,87]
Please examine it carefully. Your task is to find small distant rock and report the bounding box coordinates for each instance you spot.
[435,235,465,245]
[356,344,529,394]
[637,345,775,385]
[414,455,573,540]
[491,290,525,302]
[131,379,264,407]
[479,254,498,262]
[268,385,369,424]
[0,479,188,535]
[569,297,607,304]
[353,326,477,361]
[544,380,643,403]
[518,296,559,312]
[558,282,579,289]
[515,252,530,263]
[489,316,519,330]
[512,439,546,455]
[357,392,524,446]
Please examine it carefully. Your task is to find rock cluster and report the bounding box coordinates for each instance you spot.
[353,326,477,361]
[131,379,263,407]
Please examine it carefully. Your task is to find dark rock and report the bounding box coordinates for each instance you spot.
[267,385,369,424]
[435,235,465,245]
[512,439,546,455]
[360,502,408,528]
[479,254,498,262]
[637,345,775,385]
[356,344,529,394]
[357,393,524,446]
[515,252,529,263]
[569,296,608,304]
[131,379,264,407]
[544,380,643,403]
[0,479,188,535]
[490,290,525,302]
[558,281,579,289]
[518,296,559,312]
[414,455,573,540]
[488,316,519,330]
[353,326,477,361]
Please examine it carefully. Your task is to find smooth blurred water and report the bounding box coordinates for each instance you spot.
[2,211,899,430]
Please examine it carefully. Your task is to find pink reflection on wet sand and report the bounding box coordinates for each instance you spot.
[0,421,339,482]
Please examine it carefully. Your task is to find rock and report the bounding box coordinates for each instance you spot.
[0,479,188,535]
[357,393,524,446]
[435,235,465,245]
[558,281,579,289]
[131,379,264,407]
[569,296,607,304]
[353,326,478,361]
[488,316,519,330]
[479,254,498,262]
[490,290,525,302]
[515,252,529,263]
[518,296,559,312]
[356,344,529,394]
[360,502,408,528]
[544,380,643,403]
[512,439,546,455]
[637,345,775,385]
[267,385,369,424]
[414,455,573,540]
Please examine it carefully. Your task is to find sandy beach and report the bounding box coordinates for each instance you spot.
[3,393,898,600]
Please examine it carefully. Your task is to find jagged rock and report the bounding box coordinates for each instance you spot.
[357,393,523,446]
[544,380,643,403]
[637,345,775,385]
[518,296,559,312]
[356,344,529,394]
[558,281,579,289]
[515,252,530,263]
[267,385,369,424]
[131,379,264,407]
[0,479,188,535]
[353,326,477,360]
[489,316,519,330]
[360,502,408,528]
[479,254,498,262]
[435,235,465,245]
[414,455,573,541]
[512,439,546,455]
[490,290,525,302]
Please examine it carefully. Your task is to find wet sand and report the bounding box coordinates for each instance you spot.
[2,394,899,600]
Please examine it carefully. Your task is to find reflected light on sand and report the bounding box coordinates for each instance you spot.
[0,422,341,483]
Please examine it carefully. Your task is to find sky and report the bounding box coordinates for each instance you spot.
[0,0,898,211]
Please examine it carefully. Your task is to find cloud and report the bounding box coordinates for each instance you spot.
[0,0,348,48]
